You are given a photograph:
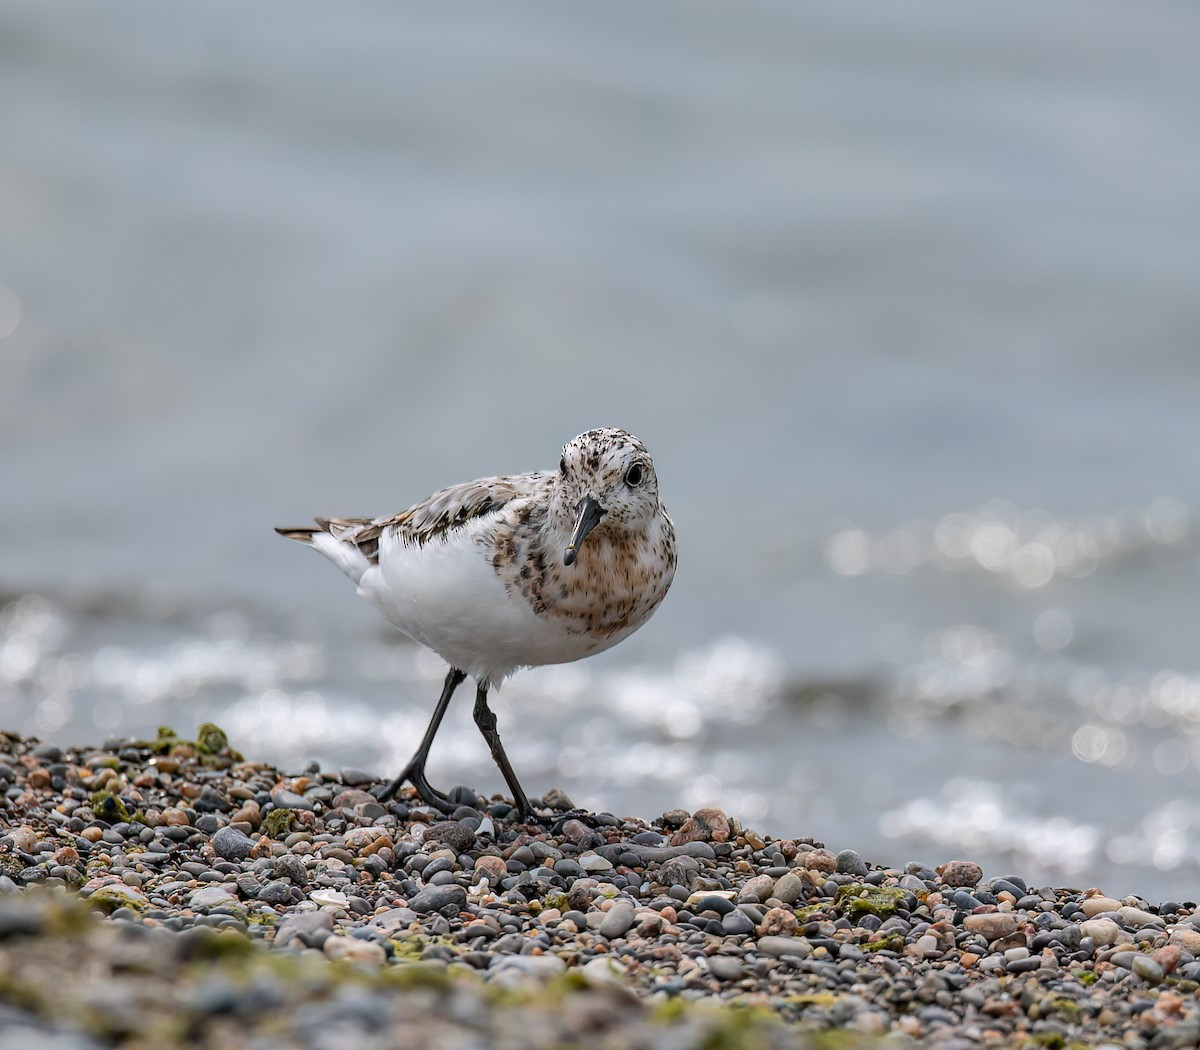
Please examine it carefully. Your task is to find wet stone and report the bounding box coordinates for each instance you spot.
[690,894,735,916]
[274,910,334,949]
[598,901,636,940]
[409,885,467,916]
[1132,955,1165,983]
[272,855,308,886]
[755,935,810,958]
[836,849,868,877]
[211,826,255,862]
[708,955,744,982]
[721,910,755,936]
[771,872,806,905]
[425,821,476,853]
[269,789,314,812]
[258,880,292,905]
[939,860,983,887]
[190,886,240,911]
[668,808,730,846]
[962,913,1017,941]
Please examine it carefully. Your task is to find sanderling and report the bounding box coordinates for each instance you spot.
[276,427,676,818]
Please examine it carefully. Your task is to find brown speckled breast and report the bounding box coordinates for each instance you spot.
[489,500,676,640]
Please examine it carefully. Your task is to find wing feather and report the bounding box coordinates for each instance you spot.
[276,472,550,566]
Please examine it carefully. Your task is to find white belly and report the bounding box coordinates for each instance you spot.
[356,521,618,684]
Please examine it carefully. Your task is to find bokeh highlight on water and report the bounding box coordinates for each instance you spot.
[2,1,1200,899]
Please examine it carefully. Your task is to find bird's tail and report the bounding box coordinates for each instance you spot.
[275,518,378,584]
[274,525,321,543]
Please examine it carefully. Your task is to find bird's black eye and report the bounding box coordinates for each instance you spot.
[559,456,567,475]
[625,463,645,487]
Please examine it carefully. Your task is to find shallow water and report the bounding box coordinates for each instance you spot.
[3,1,1200,899]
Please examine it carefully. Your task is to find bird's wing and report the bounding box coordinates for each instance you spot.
[276,472,550,566]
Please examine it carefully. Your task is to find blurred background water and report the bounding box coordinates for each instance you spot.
[3,0,1200,899]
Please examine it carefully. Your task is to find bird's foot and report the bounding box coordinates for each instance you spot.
[375,763,456,815]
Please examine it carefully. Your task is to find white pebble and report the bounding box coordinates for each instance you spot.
[323,936,385,965]
[1081,918,1121,946]
[1081,896,1122,917]
[579,853,613,873]
[1116,906,1161,928]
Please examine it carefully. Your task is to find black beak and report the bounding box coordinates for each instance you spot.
[564,497,605,566]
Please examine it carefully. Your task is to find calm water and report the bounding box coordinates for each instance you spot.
[3,0,1200,899]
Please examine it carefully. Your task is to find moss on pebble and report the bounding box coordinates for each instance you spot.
[831,884,905,918]
[261,808,296,838]
[90,791,136,823]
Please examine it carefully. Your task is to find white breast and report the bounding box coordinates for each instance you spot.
[355,518,607,684]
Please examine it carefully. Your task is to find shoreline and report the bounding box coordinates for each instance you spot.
[1,726,1198,1048]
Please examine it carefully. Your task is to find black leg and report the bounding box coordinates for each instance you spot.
[472,683,535,819]
[377,667,465,812]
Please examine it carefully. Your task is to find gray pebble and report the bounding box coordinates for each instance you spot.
[0,899,45,938]
[708,955,744,981]
[599,901,636,939]
[595,842,715,864]
[409,885,467,916]
[425,821,476,853]
[721,910,755,936]
[1132,955,1164,983]
[371,907,419,931]
[771,872,805,905]
[273,910,334,949]
[659,856,701,889]
[211,825,254,862]
[272,855,308,886]
[692,894,735,916]
[1006,956,1044,974]
[269,789,314,812]
[756,935,811,959]
[258,880,292,905]
[189,886,240,911]
[836,849,868,877]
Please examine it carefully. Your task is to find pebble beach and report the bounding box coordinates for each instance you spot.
[2,727,1200,1049]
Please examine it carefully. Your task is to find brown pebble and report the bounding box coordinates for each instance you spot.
[669,807,730,846]
[963,913,1018,940]
[332,789,375,809]
[1169,927,1200,952]
[561,819,591,845]
[756,907,797,938]
[635,914,664,937]
[1153,944,1182,976]
[938,860,983,887]
[231,801,261,828]
[738,874,775,903]
[805,849,837,874]
[474,855,507,881]
[542,787,574,811]
[360,836,392,858]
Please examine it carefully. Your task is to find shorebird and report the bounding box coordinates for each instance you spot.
[276,428,676,818]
